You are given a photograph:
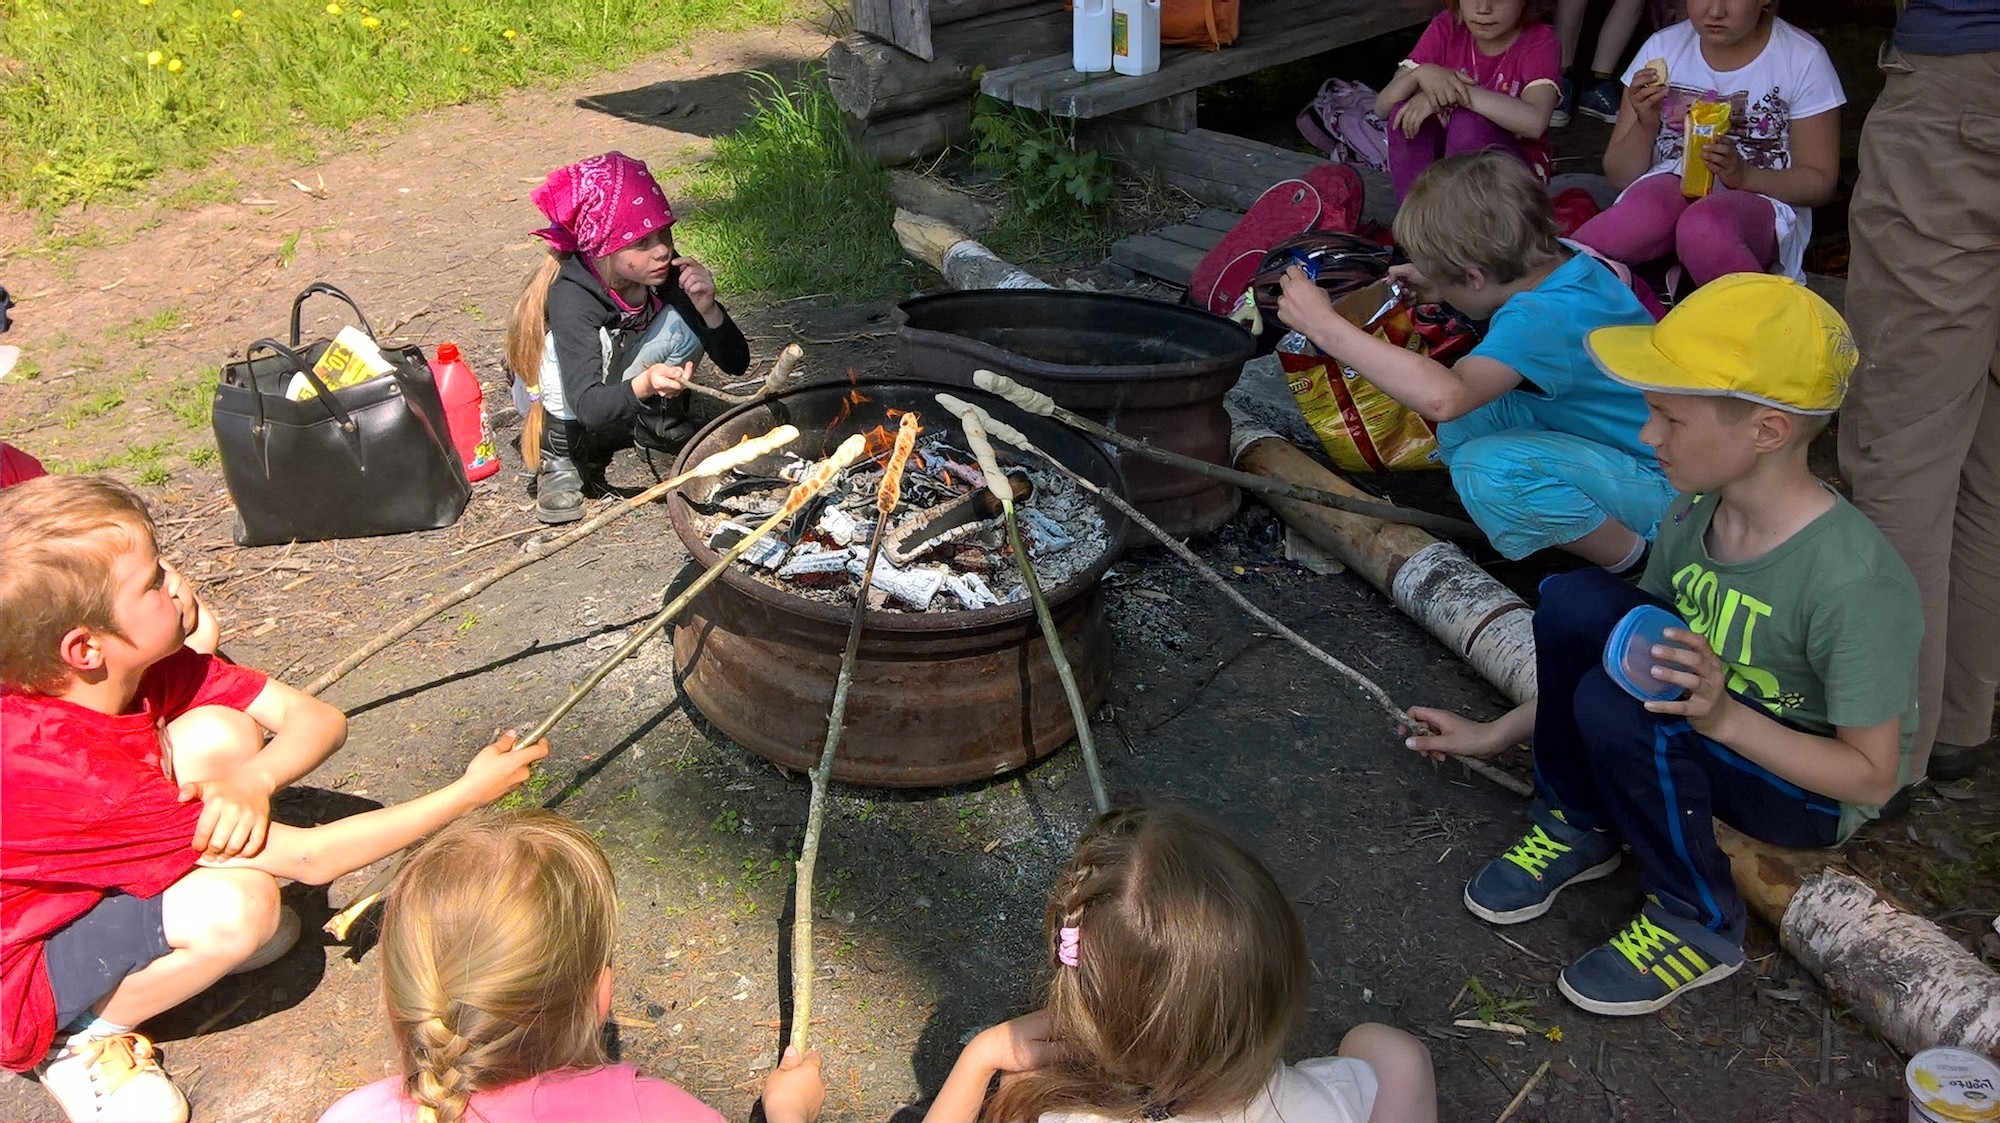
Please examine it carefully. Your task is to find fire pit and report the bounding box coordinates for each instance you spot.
[898,290,1256,539]
[667,380,1129,787]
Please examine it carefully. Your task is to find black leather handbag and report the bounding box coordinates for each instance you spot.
[212,283,470,546]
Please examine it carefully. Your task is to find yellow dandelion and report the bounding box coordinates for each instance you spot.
[230,8,243,17]
[1544,1026,1563,1043]
[167,57,183,72]
[502,27,517,39]
[361,15,379,28]
[137,0,152,6]
[325,2,340,13]
[146,49,164,65]
[458,44,470,52]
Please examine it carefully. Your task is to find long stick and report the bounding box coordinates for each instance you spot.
[959,409,1110,813]
[324,434,868,940]
[791,412,920,1055]
[938,395,1530,801]
[969,369,1482,540]
[304,425,801,698]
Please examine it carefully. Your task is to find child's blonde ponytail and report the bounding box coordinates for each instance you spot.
[506,254,563,468]
[407,1014,477,1123]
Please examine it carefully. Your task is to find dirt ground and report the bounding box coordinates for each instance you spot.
[2,14,1995,1123]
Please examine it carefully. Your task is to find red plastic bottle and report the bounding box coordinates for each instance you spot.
[430,342,500,482]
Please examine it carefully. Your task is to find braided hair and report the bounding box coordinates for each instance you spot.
[982,806,1310,1122]
[380,809,619,1123]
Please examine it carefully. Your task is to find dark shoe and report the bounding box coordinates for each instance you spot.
[1577,78,1622,124]
[1558,900,1744,1016]
[1929,739,1989,782]
[1550,76,1575,128]
[1877,783,1918,821]
[1464,803,1621,925]
[535,420,585,525]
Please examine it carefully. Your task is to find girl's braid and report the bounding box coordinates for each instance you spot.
[409,1014,475,1123]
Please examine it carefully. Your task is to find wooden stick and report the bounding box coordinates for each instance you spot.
[791,412,920,1055]
[303,425,802,698]
[970,369,1482,540]
[324,434,866,940]
[955,403,1110,811]
[761,343,806,397]
[1494,1060,1550,1123]
[939,395,1531,801]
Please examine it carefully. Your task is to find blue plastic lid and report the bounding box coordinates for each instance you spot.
[1603,604,1691,702]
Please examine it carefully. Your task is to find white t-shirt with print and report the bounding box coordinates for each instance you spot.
[1619,18,1845,279]
[1040,1058,1378,1123]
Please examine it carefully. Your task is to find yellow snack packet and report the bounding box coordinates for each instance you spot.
[1681,99,1732,198]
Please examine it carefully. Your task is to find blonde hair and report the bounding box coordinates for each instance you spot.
[983,806,1309,1122]
[505,253,564,390]
[382,809,619,1123]
[0,474,154,693]
[1393,150,1563,284]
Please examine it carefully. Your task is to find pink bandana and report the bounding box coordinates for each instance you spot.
[530,151,675,260]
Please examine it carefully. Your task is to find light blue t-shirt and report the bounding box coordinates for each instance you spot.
[1468,251,1657,460]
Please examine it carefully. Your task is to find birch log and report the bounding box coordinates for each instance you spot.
[894,209,1051,291]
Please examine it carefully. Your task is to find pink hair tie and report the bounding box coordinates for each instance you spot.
[1057,926,1081,968]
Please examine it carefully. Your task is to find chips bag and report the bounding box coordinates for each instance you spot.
[1681,99,1732,199]
[1280,281,1479,472]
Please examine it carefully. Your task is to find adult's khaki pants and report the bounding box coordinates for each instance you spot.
[1839,45,2000,775]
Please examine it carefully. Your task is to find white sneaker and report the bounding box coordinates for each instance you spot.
[34,1032,190,1123]
[226,904,301,976]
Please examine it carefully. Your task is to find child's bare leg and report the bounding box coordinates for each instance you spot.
[1339,1023,1438,1123]
[163,705,262,784]
[92,867,280,1028]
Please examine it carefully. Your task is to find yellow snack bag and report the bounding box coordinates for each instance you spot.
[1681,99,1732,198]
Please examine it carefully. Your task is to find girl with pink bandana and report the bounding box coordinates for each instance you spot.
[506,152,750,524]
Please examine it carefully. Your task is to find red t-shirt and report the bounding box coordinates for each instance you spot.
[0,648,268,1070]
[1404,11,1562,181]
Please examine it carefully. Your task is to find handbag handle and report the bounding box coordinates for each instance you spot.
[289,282,377,348]
[243,338,358,435]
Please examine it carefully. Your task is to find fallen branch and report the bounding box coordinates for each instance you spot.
[791,412,920,1056]
[1494,1060,1550,1123]
[324,433,866,940]
[973,370,1481,540]
[303,425,800,698]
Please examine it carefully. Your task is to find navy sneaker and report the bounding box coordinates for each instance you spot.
[1558,901,1745,1016]
[1464,805,1621,925]
[1577,78,1622,124]
[1550,76,1575,128]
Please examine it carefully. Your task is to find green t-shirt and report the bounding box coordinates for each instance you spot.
[1638,490,1922,841]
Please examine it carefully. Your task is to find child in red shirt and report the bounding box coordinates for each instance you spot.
[1375,0,1563,202]
[0,475,549,1123]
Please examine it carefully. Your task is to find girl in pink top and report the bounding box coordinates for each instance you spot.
[1375,0,1564,202]
[319,811,825,1123]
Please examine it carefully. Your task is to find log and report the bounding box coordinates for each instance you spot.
[826,3,1065,121]
[850,104,973,166]
[931,0,1048,24]
[894,207,1050,290]
[1232,423,2000,1055]
[852,0,934,61]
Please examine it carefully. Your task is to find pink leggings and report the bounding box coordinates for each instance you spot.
[1570,173,1780,286]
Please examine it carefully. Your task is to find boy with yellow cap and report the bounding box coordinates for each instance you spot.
[1404,274,1921,1016]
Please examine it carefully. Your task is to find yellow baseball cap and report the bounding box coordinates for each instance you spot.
[1587,273,1857,415]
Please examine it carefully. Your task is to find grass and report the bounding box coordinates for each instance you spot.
[60,387,128,429]
[1,0,805,211]
[111,305,185,344]
[162,374,217,429]
[676,69,910,301]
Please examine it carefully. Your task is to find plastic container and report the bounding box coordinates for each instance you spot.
[1603,604,1690,702]
[1908,1048,2000,1123]
[1111,0,1161,76]
[1073,0,1112,73]
[429,342,501,482]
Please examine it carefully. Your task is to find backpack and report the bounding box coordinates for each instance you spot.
[1187,164,1364,332]
[1163,0,1238,48]
[1295,79,1390,172]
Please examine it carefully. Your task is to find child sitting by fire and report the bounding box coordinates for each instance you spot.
[1275,150,1671,572]
[507,151,751,525]
[0,475,548,1123]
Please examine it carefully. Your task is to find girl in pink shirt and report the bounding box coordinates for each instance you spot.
[319,811,825,1123]
[1375,0,1564,202]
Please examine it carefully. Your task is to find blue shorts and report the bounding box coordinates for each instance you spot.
[46,892,172,1029]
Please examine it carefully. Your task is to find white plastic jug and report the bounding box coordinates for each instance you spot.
[1112,0,1161,76]
[1073,0,1113,73]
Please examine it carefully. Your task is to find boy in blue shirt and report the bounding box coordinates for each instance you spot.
[1277,149,1669,571]
[1406,275,1921,1015]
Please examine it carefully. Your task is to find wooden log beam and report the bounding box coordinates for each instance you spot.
[826,2,1066,121]
[893,208,1050,290]
[848,104,973,166]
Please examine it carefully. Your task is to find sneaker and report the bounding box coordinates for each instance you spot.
[1558,903,1745,1016]
[1577,78,1623,124]
[226,904,300,976]
[1463,807,1621,925]
[1550,76,1575,128]
[35,1032,190,1123]
[1929,737,1991,782]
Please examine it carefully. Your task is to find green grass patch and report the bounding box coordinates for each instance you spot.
[59,387,128,429]
[111,305,186,344]
[162,374,218,429]
[49,438,179,483]
[677,70,909,301]
[2,0,804,211]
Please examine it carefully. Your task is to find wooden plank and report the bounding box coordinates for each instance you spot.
[1106,233,1206,286]
[848,103,973,166]
[981,0,1434,118]
[932,0,1047,25]
[853,0,934,61]
[1090,124,1327,210]
[1188,209,1242,232]
[826,3,1065,120]
[1151,223,1225,253]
